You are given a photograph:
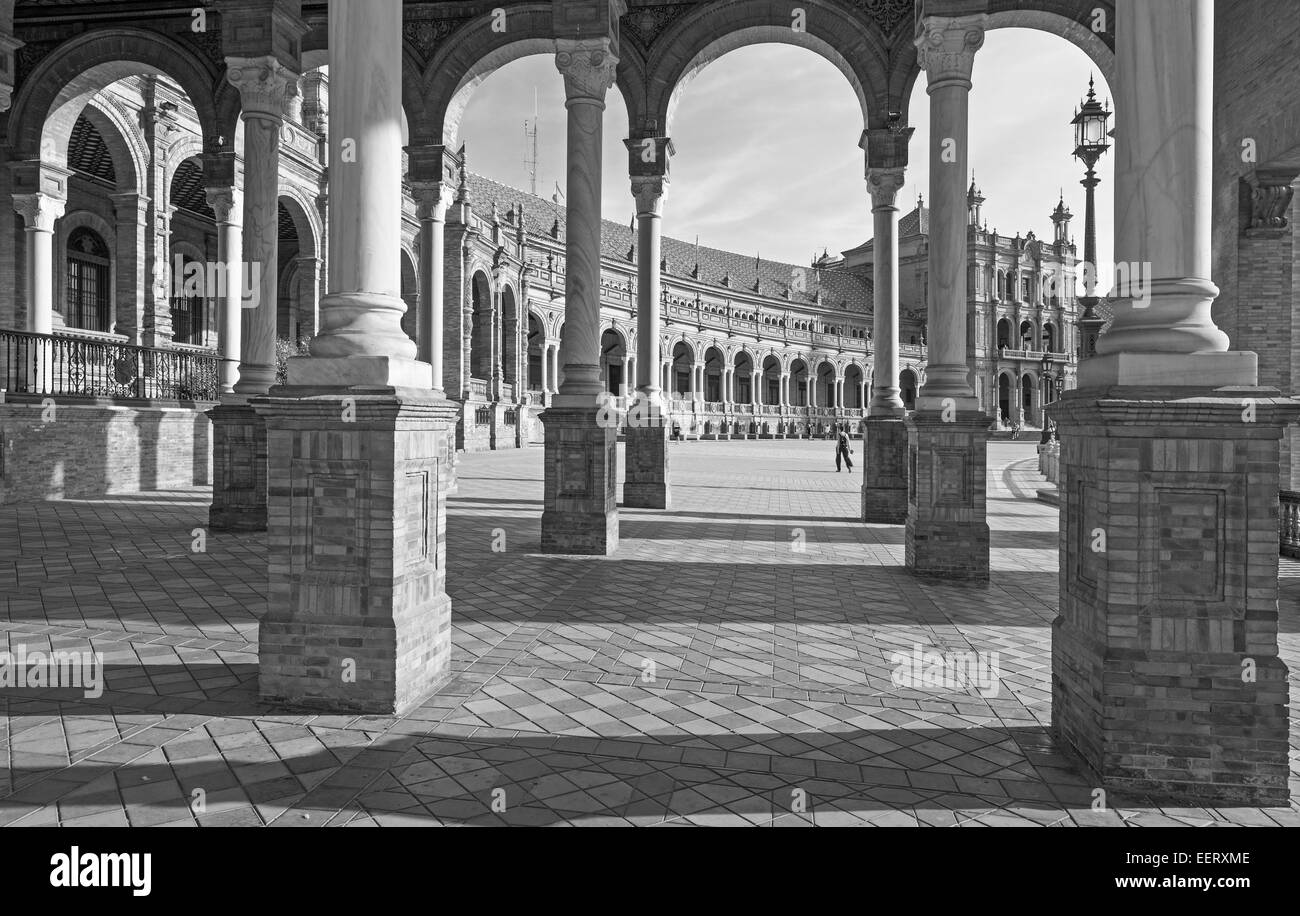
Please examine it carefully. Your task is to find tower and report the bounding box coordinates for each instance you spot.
[1051,190,1072,245]
[967,173,984,226]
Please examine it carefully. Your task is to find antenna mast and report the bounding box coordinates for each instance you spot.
[523,87,539,195]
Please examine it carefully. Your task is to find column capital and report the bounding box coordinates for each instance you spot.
[630,175,668,217]
[914,14,986,88]
[227,56,298,121]
[1243,166,1299,236]
[13,192,65,231]
[555,37,619,103]
[204,185,243,224]
[866,167,907,208]
[0,33,22,114]
[411,181,450,221]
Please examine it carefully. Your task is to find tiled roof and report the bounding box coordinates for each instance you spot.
[465,172,872,314]
[898,204,928,238]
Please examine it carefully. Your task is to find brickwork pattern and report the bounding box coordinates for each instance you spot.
[207,404,267,532]
[0,402,211,504]
[540,406,618,555]
[0,441,1298,825]
[623,421,671,509]
[905,411,992,582]
[861,417,908,523]
[1053,391,1299,805]
[251,391,459,715]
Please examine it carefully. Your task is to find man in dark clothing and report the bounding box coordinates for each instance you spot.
[835,425,854,472]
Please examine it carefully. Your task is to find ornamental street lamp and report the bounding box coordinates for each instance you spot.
[1071,75,1111,359]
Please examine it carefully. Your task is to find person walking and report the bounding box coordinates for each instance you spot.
[835,424,854,472]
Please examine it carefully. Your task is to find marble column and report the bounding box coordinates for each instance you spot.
[539,339,550,393]
[1052,0,1295,805]
[906,14,991,580]
[227,57,294,396]
[205,186,243,397]
[13,193,64,335]
[542,35,620,553]
[250,0,455,715]
[208,57,294,533]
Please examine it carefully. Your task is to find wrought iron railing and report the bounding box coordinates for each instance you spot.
[474,405,492,425]
[504,408,517,426]
[1280,490,1300,558]
[0,328,219,401]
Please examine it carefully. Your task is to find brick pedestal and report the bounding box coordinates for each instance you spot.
[250,388,458,714]
[624,413,670,510]
[861,416,908,523]
[541,406,618,554]
[1052,388,1298,805]
[905,410,991,582]
[208,402,267,531]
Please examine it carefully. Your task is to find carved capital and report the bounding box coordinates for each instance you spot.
[914,14,986,88]
[631,175,668,217]
[227,56,297,120]
[866,167,907,208]
[412,181,450,221]
[13,192,65,231]
[1244,167,1299,236]
[204,186,242,224]
[555,37,618,103]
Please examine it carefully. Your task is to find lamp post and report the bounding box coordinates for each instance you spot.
[1039,351,1055,442]
[1071,75,1110,359]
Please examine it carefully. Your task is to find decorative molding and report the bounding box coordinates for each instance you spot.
[555,37,618,102]
[227,56,297,120]
[914,14,986,87]
[13,192,66,231]
[866,167,906,207]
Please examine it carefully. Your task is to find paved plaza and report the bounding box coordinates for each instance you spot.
[1,439,1297,827]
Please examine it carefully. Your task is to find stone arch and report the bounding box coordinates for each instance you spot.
[470,268,494,382]
[887,1,1115,126]
[399,248,419,345]
[422,3,642,148]
[9,28,221,163]
[277,188,323,262]
[647,0,889,136]
[77,99,146,194]
[501,284,521,388]
[164,133,206,189]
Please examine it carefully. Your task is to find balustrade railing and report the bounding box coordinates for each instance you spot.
[1281,490,1300,558]
[0,328,219,401]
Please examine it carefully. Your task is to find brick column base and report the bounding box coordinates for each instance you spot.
[207,403,267,531]
[541,406,618,554]
[624,420,671,509]
[905,410,991,582]
[250,389,458,715]
[861,416,908,524]
[1052,388,1298,805]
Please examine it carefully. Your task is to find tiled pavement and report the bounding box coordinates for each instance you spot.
[1,440,1298,827]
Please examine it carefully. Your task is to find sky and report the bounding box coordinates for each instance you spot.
[456,29,1114,271]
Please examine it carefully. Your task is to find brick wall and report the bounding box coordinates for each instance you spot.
[1212,0,1300,338]
[0,401,212,503]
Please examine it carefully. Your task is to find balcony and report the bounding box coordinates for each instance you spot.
[0,329,220,402]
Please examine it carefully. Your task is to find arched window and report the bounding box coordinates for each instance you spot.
[66,227,111,332]
[171,251,208,345]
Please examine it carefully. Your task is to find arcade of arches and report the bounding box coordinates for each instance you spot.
[0,0,1298,812]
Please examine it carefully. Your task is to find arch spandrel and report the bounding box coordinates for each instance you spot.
[644,0,891,138]
[421,2,642,150]
[9,28,222,161]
